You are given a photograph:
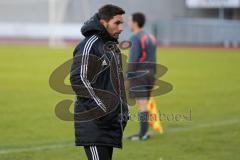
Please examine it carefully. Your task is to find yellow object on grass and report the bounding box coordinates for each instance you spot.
[147,97,163,134]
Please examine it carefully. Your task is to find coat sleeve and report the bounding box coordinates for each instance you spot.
[70,36,107,112]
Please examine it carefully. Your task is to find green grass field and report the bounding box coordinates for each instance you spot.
[0,45,239,160]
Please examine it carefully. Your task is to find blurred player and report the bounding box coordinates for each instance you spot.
[126,12,157,141]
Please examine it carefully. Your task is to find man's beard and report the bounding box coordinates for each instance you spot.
[113,33,121,39]
[106,25,121,39]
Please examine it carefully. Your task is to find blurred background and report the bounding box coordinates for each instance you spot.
[0,0,240,47]
[0,0,239,160]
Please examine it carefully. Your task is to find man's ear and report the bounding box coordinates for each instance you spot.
[100,19,108,28]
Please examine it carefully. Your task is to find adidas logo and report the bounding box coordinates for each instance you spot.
[102,59,107,66]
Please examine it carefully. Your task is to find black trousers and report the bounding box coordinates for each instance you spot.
[84,146,113,160]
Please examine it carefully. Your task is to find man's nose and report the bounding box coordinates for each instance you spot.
[119,25,124,32]
[119,27,123,32]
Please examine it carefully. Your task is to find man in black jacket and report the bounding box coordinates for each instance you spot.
[70,4,129,160]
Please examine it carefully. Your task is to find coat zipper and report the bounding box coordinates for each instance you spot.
[111,50,124,138]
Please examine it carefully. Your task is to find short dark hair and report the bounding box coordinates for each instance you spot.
[98,4,125,22]
[132,12,146,28]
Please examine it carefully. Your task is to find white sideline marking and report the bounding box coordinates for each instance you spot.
[0,143,72,155]
[0,119,239,155]
[167,119,239,133]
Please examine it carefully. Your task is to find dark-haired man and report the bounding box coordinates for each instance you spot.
[70,4,129,160]
[126,12,157,141]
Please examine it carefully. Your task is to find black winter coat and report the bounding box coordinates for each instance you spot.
[70,13,129,148]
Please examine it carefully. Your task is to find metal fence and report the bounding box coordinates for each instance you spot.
[155,18,240,45]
